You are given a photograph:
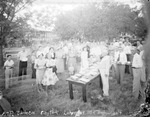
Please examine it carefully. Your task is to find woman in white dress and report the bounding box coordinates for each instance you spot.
[80,47,89,72]
[34,53,46,92]
[42,53,59,93]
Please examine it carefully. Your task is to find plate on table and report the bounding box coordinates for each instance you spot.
[90,69,98,73]
[90,72,99,76]
[75,74,82,77]
[79,78,90,83]
[71,76,79,80]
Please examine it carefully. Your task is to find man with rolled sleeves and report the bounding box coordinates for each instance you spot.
[132,48,145,99]
[17,47,29,77]
[116,47,127,85]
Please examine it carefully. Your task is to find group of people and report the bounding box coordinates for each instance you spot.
[3,36,147,100]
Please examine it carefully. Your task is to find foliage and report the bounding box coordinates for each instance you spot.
[0,0,34,46]
[27,5,61,31]
[0,0,34,67]
[54,1,146,41]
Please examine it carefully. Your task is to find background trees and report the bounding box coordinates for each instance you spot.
[54,1,146,41]
[0,0,34,67]
[0,0,147,67]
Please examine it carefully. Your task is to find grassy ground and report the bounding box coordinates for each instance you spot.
[0,63,144,117]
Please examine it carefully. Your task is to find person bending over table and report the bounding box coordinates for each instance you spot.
[99,51,112,97]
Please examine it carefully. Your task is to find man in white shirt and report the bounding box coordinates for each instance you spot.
[124,42,132,74]
[4,55,14,89]
[17,47,29,77]
[99,51,112,97]
[116,47,127,84]
[132,48,145,99]
[124,42,132,55]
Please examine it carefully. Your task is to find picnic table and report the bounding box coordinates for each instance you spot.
[66,63,102,102]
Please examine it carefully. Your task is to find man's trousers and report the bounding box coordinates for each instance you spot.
[19,61,27,76]
[100,69,109,96]
[116,64,125,84]
[5,69,13,89]
[132,68,145,99]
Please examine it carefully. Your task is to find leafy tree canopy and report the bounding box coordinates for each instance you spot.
[54,0,147,41]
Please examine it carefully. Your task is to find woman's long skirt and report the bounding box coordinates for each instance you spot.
[36,69,45,85]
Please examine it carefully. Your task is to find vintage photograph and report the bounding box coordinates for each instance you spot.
[0,0,150,117]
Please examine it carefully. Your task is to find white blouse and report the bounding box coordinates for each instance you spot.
[34,58,46,69]
[4,60,14,69]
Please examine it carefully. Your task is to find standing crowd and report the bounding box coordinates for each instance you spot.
[3,35,147,100]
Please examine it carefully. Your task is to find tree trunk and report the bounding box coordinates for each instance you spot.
[0,45,3,68]
[144,1,150,79]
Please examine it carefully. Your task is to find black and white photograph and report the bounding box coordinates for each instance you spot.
[0,0,150,117]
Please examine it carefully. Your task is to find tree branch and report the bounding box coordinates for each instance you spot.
[15,0,36,14]
[6,0,15,19]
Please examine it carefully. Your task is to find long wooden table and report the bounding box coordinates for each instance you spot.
[66,72,102,102]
